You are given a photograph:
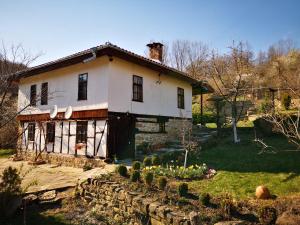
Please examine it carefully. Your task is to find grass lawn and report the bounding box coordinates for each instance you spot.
[187,127,300,199]
[0,149,14,158]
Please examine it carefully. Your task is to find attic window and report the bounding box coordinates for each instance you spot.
[78,73,88,100]
[132,75,143,102]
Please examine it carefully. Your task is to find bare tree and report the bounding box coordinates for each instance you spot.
[208,41,254,143]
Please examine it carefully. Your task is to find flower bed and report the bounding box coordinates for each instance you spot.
[143,164,214,180]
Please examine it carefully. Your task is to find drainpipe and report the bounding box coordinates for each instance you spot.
[83,47,97,63]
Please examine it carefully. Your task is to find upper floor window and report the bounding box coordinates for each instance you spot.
[132,75,143,102]
[46,122,55,143]
[28,122,35,141]
[78,73,88,100]
[76,121,88,144]
[177,87,185,109]
[41,82,48,105]
[30,84,37,106]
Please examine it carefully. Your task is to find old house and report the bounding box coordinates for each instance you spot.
[16,42,211,160]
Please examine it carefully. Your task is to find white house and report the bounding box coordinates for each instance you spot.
[16,42,211,159]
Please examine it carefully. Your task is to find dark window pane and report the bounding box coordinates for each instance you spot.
[78,74,88,100]
[132,75,143,102]
[41,82,48,105]
[46,122,55,143]
[177,87,185,109]
[76,121,88,144]
[28,122,35,141]
[30,85,37,106]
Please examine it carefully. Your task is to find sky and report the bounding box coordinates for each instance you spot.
[1,0,300,66]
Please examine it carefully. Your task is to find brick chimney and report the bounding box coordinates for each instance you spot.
[147,42,164,62]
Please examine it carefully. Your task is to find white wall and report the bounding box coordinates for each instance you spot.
[18,57,110,114]
[107,58,193,118]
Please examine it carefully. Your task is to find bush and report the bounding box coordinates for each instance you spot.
[131,171,140,182]
[258,206,277,225]
[178,183,188,197]
[151,155,160,166]
[136,142,151,154]
[281,93,292,110]
[199,193,210,206]
[143,157,152,167]
[132,161,142,170]
[220,195,235,218]
[83,163,93,171]
[116,165,128,177]
[158,176,167,190]
[144,172,153,186]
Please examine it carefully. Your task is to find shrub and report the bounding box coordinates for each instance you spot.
[131,171,140,182]
[158,176,167,190]
[178,183,188,197]
[199,193,210,206]
[83,163,93,171]
[151,155,160,166]
[258,206,277,225]
[144,172,153,186]
[136,142,151,154]
[132,161,142,171]
[143,157,152,167]
[281,93,292,110]
[116,165,128,177]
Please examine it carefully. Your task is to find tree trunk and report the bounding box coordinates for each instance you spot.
[232,103,240,143]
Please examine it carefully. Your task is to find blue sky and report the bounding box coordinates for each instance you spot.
[1,0,299,65]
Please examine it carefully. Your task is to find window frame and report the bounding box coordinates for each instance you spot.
[177,87,185,109]
[41,82,48,105]
[76,121,88,144]
[28,122,35,142]
[132,75,143,102]
[78,73,88,101]
[30,84,37,106]
[46,122,55,143]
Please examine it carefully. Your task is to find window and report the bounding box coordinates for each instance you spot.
[76,121,88,144]
[41,82,48,105]
[28,123,35,141]
[30,85,37,106]
[46,122,55,143]
[159,122,166,133]
[78,73,88,100]
[177,87,185,109]
[132,75,143,102]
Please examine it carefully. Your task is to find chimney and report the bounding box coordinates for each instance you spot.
[147,42,164,62]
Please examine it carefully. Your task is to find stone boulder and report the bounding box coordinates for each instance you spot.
[256,185,271,199]
[214,221,246,225]
[276,210,300,225]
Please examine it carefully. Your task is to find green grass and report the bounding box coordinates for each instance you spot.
[186,127,300,199]
[0,149,14,158]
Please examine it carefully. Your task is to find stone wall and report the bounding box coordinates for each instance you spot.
[78,176,202,225]
[22,151,105,168]
[135,118,192,147]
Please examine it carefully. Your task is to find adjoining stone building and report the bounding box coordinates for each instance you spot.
[15,42,212,160]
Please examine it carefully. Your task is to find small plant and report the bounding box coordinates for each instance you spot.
[220,195,235,218]
[132,161,142,170]
[83,163,93,171]
[178,183,188,197]
[258,206,277,225]
[177,197,189,206]
[144,172,153,186]
[199,193,210,206]
[151,155,160,165]
[116,164,128,177]
[143,157,152,167]
[158,176,167,190]
[131,170,140,182]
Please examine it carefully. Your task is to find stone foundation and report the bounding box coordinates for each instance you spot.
[78,176,202,225]
[21,151,106,168]
[135,118,192,147]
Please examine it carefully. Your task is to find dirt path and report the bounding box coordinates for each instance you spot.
[0,158,116,193]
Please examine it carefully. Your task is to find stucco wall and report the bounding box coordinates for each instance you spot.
[18,57,109,115]
[107,58,193,118]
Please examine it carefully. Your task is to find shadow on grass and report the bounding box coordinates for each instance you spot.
[190,127,300,174]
